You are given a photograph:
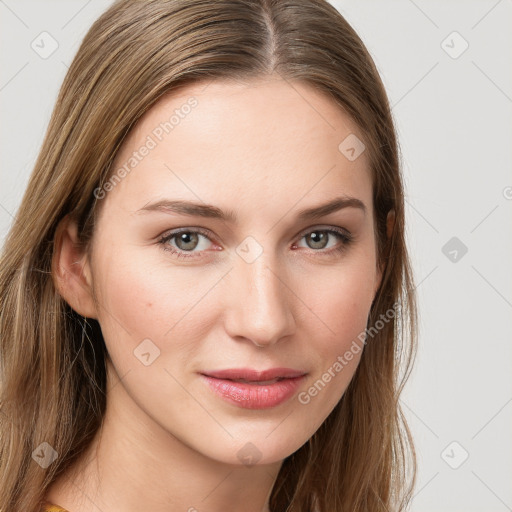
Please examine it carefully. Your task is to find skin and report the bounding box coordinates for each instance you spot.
[48,74,393,512]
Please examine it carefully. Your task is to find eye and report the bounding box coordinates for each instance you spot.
[294,227,353,255]
[158,228,214,259]
[157,226,354,260]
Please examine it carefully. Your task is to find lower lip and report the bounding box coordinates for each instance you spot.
[200,374,306,409]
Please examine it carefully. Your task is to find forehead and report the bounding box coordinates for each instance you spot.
[101,76,372,221]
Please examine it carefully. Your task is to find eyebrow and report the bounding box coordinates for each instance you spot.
[135,195,366,222]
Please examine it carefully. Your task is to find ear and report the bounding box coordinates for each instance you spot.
[373,209,395,297]
[52,214,98,319]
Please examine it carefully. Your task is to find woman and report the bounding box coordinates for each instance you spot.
[0,0,418,511]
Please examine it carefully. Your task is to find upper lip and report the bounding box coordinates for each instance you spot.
[201,368,307,381]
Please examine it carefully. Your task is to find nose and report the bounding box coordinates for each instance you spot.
[223,251,296,348]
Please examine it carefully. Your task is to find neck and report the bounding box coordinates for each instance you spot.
[45,361,282,512]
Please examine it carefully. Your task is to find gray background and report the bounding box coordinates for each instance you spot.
[1,1,511,510]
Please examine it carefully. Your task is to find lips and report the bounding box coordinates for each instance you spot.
[199,367,308,409]
[201,367,307,382]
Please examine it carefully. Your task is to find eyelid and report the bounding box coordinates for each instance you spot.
[295,224,352,240]
[158,224,351,242]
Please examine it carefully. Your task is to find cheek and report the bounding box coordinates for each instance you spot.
[299,258,375,352]
[93,247,225,371]
[94,251,188,349]
[292,262,374,424]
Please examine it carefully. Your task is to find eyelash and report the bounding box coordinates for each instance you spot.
[157,226,354,260]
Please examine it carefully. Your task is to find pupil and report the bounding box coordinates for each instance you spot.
[309,231,327,249]
[177,232,198,250]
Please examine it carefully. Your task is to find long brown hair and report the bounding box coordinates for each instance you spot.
[0,1,418,510]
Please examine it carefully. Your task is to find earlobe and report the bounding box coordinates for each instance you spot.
[52,214,98,319]
[386,209,395,240]
[374,209,395,298]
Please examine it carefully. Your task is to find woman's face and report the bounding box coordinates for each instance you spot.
[75,76,384,466]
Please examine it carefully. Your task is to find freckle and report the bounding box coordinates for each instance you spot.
[147,302,153,308]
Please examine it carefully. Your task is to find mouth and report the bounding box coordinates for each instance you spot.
[199,368,307,409]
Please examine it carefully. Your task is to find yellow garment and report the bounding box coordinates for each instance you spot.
[41,502,69,512]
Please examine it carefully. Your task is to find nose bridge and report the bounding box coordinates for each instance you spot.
[242,251,282,307]
[224,241,295,345]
